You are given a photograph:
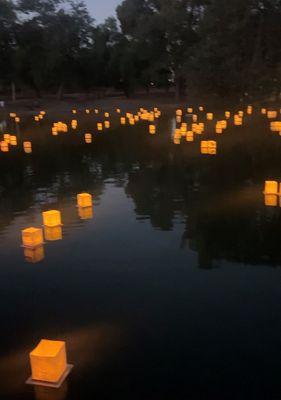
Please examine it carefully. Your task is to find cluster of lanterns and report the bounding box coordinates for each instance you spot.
[21,193,93,263]
[34,111,46,122]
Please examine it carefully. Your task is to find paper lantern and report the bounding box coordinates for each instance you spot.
[120,117,126,125]
[39,115,43,120]
[22,227,44,248]
[267,111,277,119]
[77,193,92,208]
[238,111,244,117]
[85,109,90,114]
[192,115,198,122]
[270,121,281,132]
[104,112,110,118]
[72,109,77,114]
[187,108,193,113]
[34,116,40,122]
[4,134,10,143]
[94,109,99,114]
[116,108,121,113]
[247,105,253,115]
[10,112,16,118]
[24,245,45,264]
[97,123,103,131]
[264,195,278,207]
[176,109,182,116]
[206,113,213,121]
[104,121,110,129]
[129,118,135,125]
[23,142,32,153]
[10,136,17,146]
[149,125,156,135]
[264,181,278,195]
[225,111,231,119]
[261,108,267,115]
[78,206,93,220]
[29,340,67,384]
[186,131,194,142]
[15,117,20,123]
[134,115,140,122]
[1,140,9,152]
[173,138,181,145]
[40,111,46,116]
[85,133,92,143]
[176,116,182,123]
[44,226,62,242]
[42,210,62,227]
[199,106,204,111]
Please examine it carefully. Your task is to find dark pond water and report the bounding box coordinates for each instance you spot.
[0,106,280,400]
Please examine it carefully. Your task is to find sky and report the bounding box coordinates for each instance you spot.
[84,0,122,22]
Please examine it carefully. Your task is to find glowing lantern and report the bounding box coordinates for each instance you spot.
[186,131,194,142]
[120,117,126,125]
[134,115,139,122]
[116,108,121,113]
[264,195,278,207]
[85,133,92,143]
[216,124,223,134]
[34,116,40,122]
[270,121,281,132]
[29,340,68,384]
[23,142,32,153]
[52,127,58,136]
[176,116,182,123]
[22,227,44,248]
[44,226,62,242]
[10,135,17,146]
[234,115,242,126]
[24,245,45,263]
[72,109,77,114]
[199,106,204,112]
[201,140,217,155]
[225,111,231,119]
[264,181,278,195]
[94,109,99,114]
[129,118,135,125]
[180,126,187,136]
[78,206,93,220]
[173,138,181,145]
[97,123,103,131]
[42,210,62,227]
[77,193,92,208]
[10,113,16,118]
[176,109,182,116]
[206,113,213,121]
[261,108,267,115]
[247,105,253,115]
[148,113,154,122]
[71,120,77,129]
[85,109,90,114]
[238,111,244,117]
[1,141,9,152]
[187,108,193,113]
[40,111,46,116]
[192,115,198,122]
[15,117,20,123]
[149,125,156,135]
[267,111,277,119]
[4,134,10,143]
[104,112,110,118]
[39,115,43,120]
[104,121,110,129]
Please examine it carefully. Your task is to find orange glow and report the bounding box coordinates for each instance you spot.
[42,210,62,227]
[264,181,278,195]
[44,226,63,242]
[104,121,110,129]
[77,193,92,208]
[24,246,45,263]
[22,227,44,248]
[10,136,17,146]
[186,131,194,142]
[97,123,103,131]
[264,195,278,207]
[176,109,182,116]
[206,113,213,120]
[267,111,277,119]
[30,340,67,383]
[104,112,110,118]
[1,141,9,152]
[78,206,93,220]
[120,117,126,125]
[149,125,156,135]
[187,107,193,113]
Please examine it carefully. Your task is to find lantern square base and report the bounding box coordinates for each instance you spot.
[26,364,73,388]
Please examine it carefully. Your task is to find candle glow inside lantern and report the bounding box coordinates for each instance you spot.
[22,227,44,248]
[42,210,62,227]
[104,121,110,129]
[1,141,9,152]
[264,195,278,207]
[77,193,92,208]
[97,123,103,131]
[264,181,278,195]
[29,340,69,385]
[149,125,156,134]
[206,113,213,120]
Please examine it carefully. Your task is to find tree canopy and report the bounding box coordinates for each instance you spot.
[0,0,280,99]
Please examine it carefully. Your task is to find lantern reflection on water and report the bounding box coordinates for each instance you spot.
[264,194,278,207]
[24,245,45,263]
[44,226,63,242]
[78,206,93,220]
[28,340,69,385]
[22,227,44,248]
[77,193,92,208]
[42,210,62,227]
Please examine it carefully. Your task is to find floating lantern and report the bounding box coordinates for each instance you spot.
[24,245,45,264]
[34,116,40,122]
[94,109,99,114]
[10,136,17,146]
[176,116,182,123]
[176,109,182,116]
[216,124,223,134]
[225,111,231,119]
[270,121,281,132]
[129,118,135,125]
[192,115,198,122]
[85,133,92,143]
[201,140,217,155]
[134,115,140,122]
[173,138,181,145]
[267,111,277,119]
[120,117,126,125]
[187,108,193,114]
[261,108,267,115]
[42,210,62,227]
[234,115,243,126]
[40,111,46,116]
[15,117,20,123]
[104,121,110,129]
[1,141,9,152]
[104,112,110,118]
[247,105,253,115]
[264,181,278,195]
[199,106,204,112]
[238,111,244,117]
[3,134,10,143]
[78,206,93,220]
[264,195,278,207]
[44,226,62,242]
[149,125,156,135]
[206,113,213,121]
[10,112,16,118]
[72,109,77,114]
[180,125,187,136]
[116,108,121,113]
[85,109,90,114]
[39,115,43,120]
[186,131,194,142]
[97,123,103,131]
[22,227,44,248]
[77,193,92,208]
[23,142,32,153]
[28,340,70,385]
